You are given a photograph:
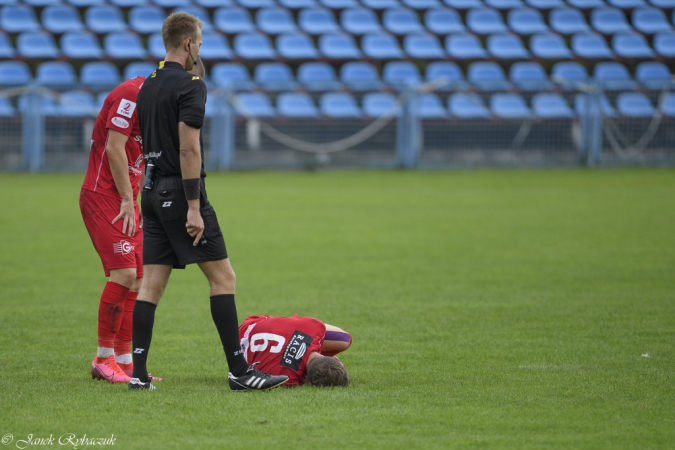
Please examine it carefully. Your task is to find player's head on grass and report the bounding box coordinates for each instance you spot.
[306,356,349,387]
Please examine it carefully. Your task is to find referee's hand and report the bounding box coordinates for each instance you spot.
[186,207,204,246]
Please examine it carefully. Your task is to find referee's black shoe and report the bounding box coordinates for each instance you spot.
[228,363,289,391]
[128,377,156,391]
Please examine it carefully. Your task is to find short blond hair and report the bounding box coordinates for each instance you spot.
[162,12,204,52]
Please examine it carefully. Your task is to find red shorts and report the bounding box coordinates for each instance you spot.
[80,189,143,278]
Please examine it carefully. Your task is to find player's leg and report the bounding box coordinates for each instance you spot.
[115,276,141,377]
[322,324,352,356]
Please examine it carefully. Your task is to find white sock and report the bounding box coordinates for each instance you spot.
[97,347,114,358]
[115,353,132,365]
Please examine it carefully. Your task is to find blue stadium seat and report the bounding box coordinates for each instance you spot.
[549,8,590,35]
[491,93,531,118]
[607,0,646,8]
[85,6,127,34]
[257,8,297,34]
[362,0,401,9]
[42,6,84,34]
[104,33,147,59]
[426,61,467,89]
[298,62,342,91]
[487,33,530,59]
[0,32,14,59]
[234,33,276,59]
[148,33,165,59]
[0,61,31,86]
[123,62,156,80]
[109,0,149,6]
[36,61,76,88]
[66,0,106,7]
[417,93,447,118]
[17,32,59,59]
[404,33,445,58]
[635,61,673,89]
[613,32,654,58]
[320,92,362,117]
[532,93,574,118]
[363,92,399,117]
[593,62,638,90]
[530,33,573,58]
[172,6,214,33]
[632,8,672,34]
[59,90,96,117]
[446,33,487,59]
[320,0,357,8]
[661,93,675,117]
[567,0,605,8]
[591,8,632,35]
[200,32,233,60]
[449,92,491,118]
[383,61,421,89]
[468,61,512,91]
[277,33,319,58]
[18,95,59,116]
[551,61,589,87]
[236,0,274,7]
[654,32,675,57]
[340,61,385,91]
[574,94,617,117]
[299,8,340,35]
[282,0,318,8]
[509,61,553,91]
[214,8,256,34]
[425,9,465,34]
[402,0,441,9]
[524,0,565,8]
[341,8,382,35]
[61,32,103,59]
[211,63,256,90]
[571,33,613,59]
[319,33,362,58]
[444,0,482,8]
[129,6,164,34]
[0,97,15,117]
[508,8,549,35]
[1,5,40,34]
[234,93,276,117]
[486,0,524,9]
[616,92,654,117]
[648,0,675,7]
[362,33,404,58]
[277,92,320,118]
[383,8,424,35]
[80,62,121,89]
[254,62,299,91]
[467,8,508,34]
[154,0,192,7]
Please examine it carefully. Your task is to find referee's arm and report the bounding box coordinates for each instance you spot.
[179,121,204,246]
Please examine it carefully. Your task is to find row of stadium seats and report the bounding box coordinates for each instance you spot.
[2,29,674,60]
[2,60,672,91]
[4,0,675,11]
[2,4,675,36]
[3,90,674,119]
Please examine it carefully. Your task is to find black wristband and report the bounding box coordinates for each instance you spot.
[182,178,201,201]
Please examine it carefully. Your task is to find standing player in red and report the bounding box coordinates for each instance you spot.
[237,315,352,388]
[80,74,147,384]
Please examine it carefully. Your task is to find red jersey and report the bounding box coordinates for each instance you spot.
[81,77,146,201]
[239,315,326,386]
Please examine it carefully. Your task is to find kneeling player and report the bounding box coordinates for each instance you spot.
[236,315,352,388]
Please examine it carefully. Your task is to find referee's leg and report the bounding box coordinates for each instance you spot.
[198,258,249,377]
[131,264,172,382]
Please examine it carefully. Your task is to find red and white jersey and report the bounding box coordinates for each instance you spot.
[239,315,326,386]
[81,76,146,201]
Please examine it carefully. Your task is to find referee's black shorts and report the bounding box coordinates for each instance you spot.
[141,176,228,268]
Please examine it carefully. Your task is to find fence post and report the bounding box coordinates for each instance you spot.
[209,88,235,171]
[395,81,419,169]
[587,88,602,167]
[21,83,44,173]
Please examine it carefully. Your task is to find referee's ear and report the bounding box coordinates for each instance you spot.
[187,58,205,81]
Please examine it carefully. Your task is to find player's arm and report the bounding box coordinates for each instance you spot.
[107,129,135,237]
[322,324,352,356]
[178,121,203,246]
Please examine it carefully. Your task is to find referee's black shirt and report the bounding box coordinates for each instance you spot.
[138,61,207,178]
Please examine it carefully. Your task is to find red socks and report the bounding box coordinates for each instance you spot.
[97,281,130,349]
[115,291,137,356]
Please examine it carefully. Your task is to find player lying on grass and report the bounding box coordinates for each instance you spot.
[237,315,352,388]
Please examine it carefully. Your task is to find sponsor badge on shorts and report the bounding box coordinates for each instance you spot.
[111,117,129,129]
[117,99,136,118]
[280,330,313,371]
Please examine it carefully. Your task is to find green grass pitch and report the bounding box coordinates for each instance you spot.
[0,169,673,449]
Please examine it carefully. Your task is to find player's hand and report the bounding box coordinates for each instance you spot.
[139,214,143,229]
[186,207,204,246]
[112,199,136,237]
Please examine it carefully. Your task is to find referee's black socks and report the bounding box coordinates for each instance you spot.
[131,300,157,382]
[210,294,249,377]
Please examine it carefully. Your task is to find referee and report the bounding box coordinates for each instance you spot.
[129,12,288,391]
